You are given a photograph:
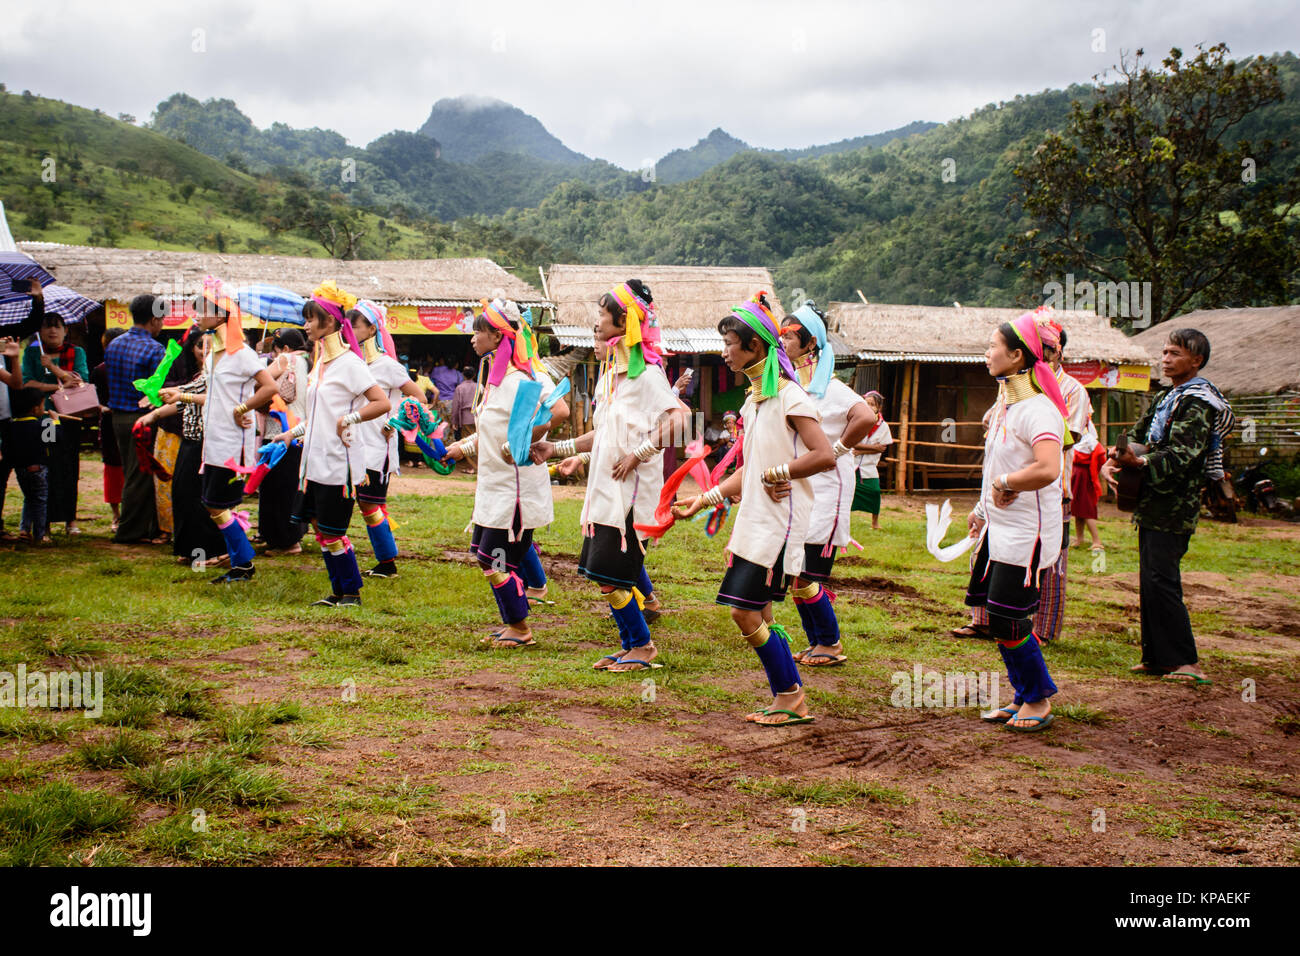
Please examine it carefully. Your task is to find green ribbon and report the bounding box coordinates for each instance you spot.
[732,306,780,398]
[133,339,182,407]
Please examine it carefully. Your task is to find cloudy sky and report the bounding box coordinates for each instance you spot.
[3,0,1297,168]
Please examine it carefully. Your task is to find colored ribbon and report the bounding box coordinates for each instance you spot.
[131,419,171,479]
[133,339,182,407]
[244,440,290,494]
[730,294,795,399]
[388,397,453,475]
[782,303,835,398]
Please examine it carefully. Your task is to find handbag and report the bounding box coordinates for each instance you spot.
[51,382,100,419]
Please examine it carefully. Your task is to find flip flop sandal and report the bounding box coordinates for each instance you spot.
[1129,663,1169,676]
[488,634,537,648]
[981,706,1021,724]
[605,658,662,672]
[592,653,626,670]
[1162,673,1213,685]
[801,652,848,667]
[643,607,662,624]
[744,709,770,723]
[527,596,555,606]
[1006,713,1054,733]
[951,624,992,639]
[754,709,816,727]
[791,646,816,663]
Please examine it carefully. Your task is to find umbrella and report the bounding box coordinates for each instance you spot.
[235,284,306,326]
[0,283,98,326]
[0,251,54,298]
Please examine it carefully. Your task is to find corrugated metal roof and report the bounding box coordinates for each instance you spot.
[548,325,727,354]
[389,298,552,308]
[856,351,985,363]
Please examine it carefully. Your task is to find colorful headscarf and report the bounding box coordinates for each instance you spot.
[730,292,795,399]
[781,301,835,398]
[481,298,534,387]
[1006,307,1069,420]
[200,276,243,355]
[608,282,662,379]
[311,281,363,358]
[516,306,549,377]
[352,298,398,360]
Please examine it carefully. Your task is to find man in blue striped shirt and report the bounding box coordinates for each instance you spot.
[105,294,165,544]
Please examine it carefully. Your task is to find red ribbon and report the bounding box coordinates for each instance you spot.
[634,444,714,541]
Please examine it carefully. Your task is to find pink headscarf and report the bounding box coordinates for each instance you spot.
[1006,310,1068,418]
[481,298,533,387]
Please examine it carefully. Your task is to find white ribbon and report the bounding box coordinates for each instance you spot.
[925,499,976,562]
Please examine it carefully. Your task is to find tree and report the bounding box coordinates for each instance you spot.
[1002,44,1300,326]
[178,182,196,204]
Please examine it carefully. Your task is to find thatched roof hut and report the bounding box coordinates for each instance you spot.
[544,264,782,331]
[1131,306,1300,396]
[829,303,1154,366]
[17,241,550,308]
[827,303,1156,493]
[1132,307,1300,463]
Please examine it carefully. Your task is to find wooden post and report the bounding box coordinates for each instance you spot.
[896,361,914,493]
[909,362,921,490]
[1099,389,1109,446]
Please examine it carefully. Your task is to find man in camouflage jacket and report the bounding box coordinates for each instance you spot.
[1102,328,1233,685]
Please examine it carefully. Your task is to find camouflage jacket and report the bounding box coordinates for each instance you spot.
[1131,387,1215,535]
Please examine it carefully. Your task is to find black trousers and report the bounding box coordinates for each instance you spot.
[1138,526,1198,669]
[46,419,81,525]
[112,410,159,543]
[172,438,225,561]
[258,443,304,549]
[0,418,12,528]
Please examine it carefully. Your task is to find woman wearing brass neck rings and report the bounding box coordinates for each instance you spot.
[268,283,391,608]
[965,312,1068,732]
[778,301,877,667]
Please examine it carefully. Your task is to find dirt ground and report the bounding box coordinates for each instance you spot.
[10,462,1299,866]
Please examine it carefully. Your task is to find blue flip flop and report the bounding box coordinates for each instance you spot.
[981,706,1020,724]
[1005,713,1054,733]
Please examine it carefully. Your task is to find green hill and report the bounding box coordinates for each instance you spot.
[498,53,1300,309]
[0,88,567,270]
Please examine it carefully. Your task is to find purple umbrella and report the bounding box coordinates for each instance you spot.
[0,284,99,326]
[0,251,54,298]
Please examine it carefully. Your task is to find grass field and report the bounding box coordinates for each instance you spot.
[1,462,1297,866]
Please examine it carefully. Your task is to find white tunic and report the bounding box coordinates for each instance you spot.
[1057,367,1093,440]
[298,351,378,488]
[580,364,680,531]
[727,382,821,576]
[201,344,265,469]
[358,353,410,478]
[806,378,868,547]
[978,392,1064,579]
[471,367,555,533]
[856,419,893,480]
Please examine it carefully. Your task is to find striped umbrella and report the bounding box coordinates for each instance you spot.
[0,283,98,326]
[0,251,54,298]
[235,284,306,326]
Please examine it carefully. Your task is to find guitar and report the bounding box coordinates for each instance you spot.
[1112,432,1147,512]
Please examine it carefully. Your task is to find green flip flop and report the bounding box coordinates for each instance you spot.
[1162,672,1213,685]
[754,708,815,727]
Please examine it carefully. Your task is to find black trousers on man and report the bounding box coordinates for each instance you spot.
[113,409,159,543]
[1137,526,1198,669]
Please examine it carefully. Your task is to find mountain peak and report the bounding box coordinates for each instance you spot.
[417,96,587,165]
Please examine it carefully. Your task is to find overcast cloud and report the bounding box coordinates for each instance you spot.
[2,0,1297,167]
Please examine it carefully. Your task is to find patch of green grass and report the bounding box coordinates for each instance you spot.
[138,812,281,864]
[0,708,76,741]
[77,729,159,769]
[735,777,912,806]
[966,847,1038,866]
[0,781,135,866]
[124,754,291,807]
[212,700,305,757]
[1189,720,1237,739]
[1057,702,1112,725]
